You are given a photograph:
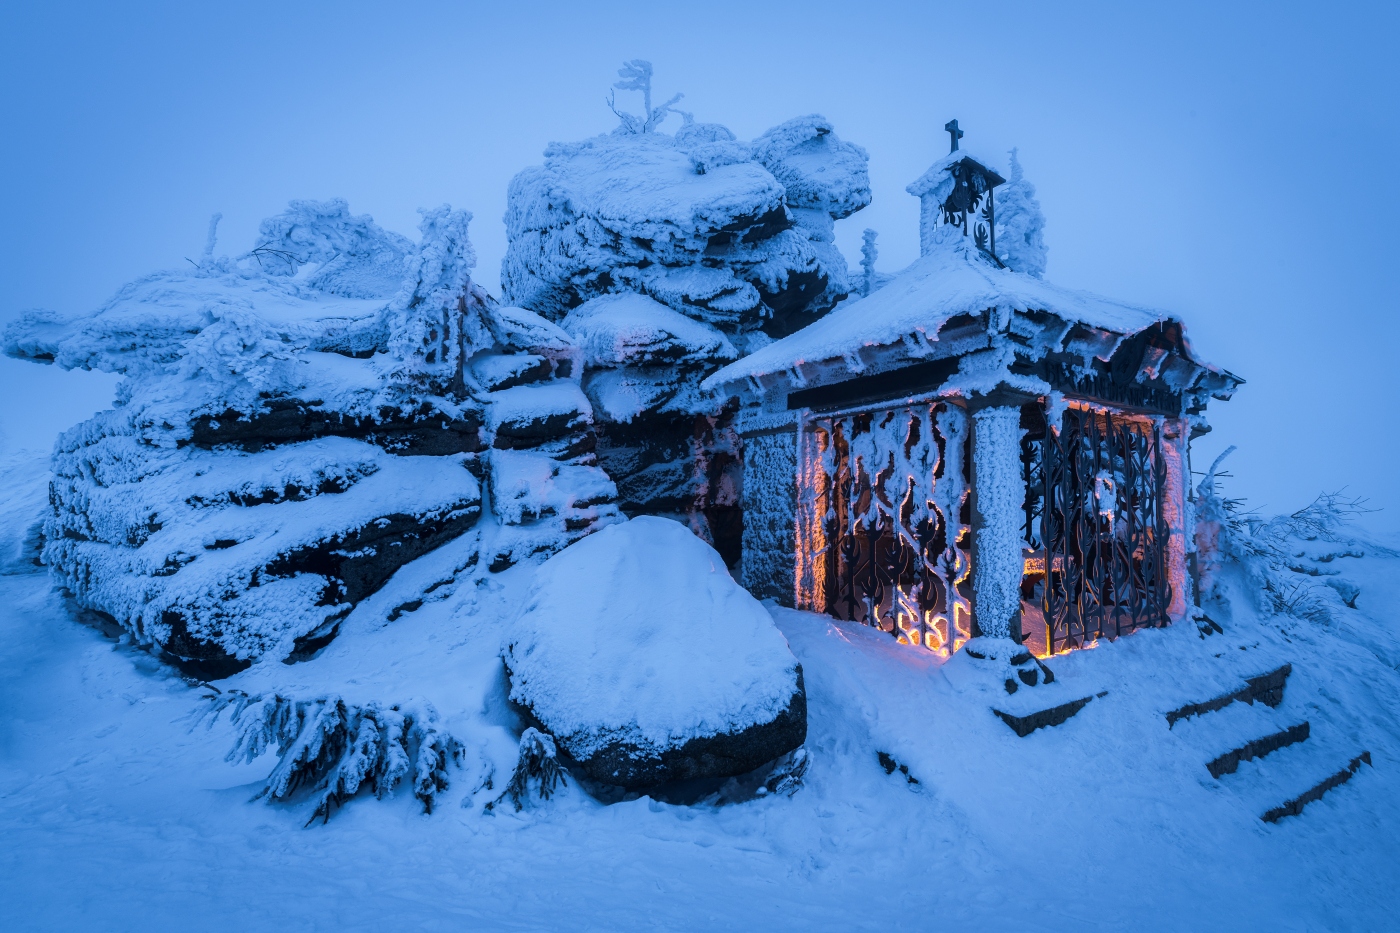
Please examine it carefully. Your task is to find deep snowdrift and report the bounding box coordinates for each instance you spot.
[0,447,1396,930]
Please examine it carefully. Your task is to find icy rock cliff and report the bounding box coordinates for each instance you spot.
[501,114,870,334]
[7,200,619,677]
[504,516,806,788]
[502,103,870,563]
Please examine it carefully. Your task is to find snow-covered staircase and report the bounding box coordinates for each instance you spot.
[1166,663,1372,822]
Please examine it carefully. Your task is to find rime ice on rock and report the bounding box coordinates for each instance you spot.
[7,200,619,676]
[502,64,871,564]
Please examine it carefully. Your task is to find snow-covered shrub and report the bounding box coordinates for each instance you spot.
[7,199,618,675]
[251,198,414,298]
[1195,449,1385,627]
[503,516,807,789]
[491,727,568,811]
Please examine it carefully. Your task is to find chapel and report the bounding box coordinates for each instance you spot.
[705,121,1241,658]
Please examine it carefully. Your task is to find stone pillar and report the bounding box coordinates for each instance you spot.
[739,426,798,606]
[968,404,1026,640]
[793,418,829,612]
[1160,418,1192,621]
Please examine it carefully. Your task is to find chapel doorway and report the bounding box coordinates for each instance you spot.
[1019,405,1172,656]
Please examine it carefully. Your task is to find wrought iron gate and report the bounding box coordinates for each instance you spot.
[1022,406,1171,654]
[816,404,972,652]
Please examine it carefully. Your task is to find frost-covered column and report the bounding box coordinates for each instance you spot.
[793,416,829,612]
[740,415,799,606]
[1160,418,1192,621]
[969,405,1025,640]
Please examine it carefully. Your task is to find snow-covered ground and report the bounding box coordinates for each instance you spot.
[1,448,1397,931]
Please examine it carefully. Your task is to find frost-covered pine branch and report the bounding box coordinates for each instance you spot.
[489,727,568,812]
[206,691,464,825]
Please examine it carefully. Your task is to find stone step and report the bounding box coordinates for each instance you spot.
[993,691,1107,737]
[1167,697,1310,776]
[1206,723,1310,779]
[1165,663,1292,727]
[1261,752,1372,823]
[1217,729,1372,822]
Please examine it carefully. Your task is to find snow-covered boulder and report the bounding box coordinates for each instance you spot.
[8,200,619,676]
[504,516,807,788]
[501,111,868,337]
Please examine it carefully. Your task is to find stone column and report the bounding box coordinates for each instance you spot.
[793,416,829,612]
[1160,418,1192,621]
[739,423,798,606]
[968,404,1026,641]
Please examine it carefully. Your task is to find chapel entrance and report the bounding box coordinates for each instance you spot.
[1018,405,1172,656]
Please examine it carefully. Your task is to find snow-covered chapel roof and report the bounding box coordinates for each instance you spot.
[704,230,1240,405]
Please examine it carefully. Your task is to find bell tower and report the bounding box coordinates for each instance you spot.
[906,119,1006,264]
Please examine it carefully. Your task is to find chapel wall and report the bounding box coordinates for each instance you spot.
[739,428,799,605]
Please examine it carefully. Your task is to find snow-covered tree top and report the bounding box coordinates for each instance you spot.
[704,228,1227,392]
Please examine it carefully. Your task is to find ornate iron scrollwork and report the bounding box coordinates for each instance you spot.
[1021,407,1171,654]
[815,404,973,653]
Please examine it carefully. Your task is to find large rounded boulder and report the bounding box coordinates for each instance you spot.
[503,516,806,789]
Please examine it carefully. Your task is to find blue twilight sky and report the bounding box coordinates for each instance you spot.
[2,1,1397,527]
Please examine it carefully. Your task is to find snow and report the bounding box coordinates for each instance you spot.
[750,115,871,219]
[705,229,1172,390]
[501,112,868,330]
[49,437,481,662]
[1,437,1397,928]
[4,271,390,376]
[561,293,737,368]
[504,516,800,759]
[486,380,592,433]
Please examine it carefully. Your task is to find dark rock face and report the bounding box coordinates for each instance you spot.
[190,399,484,456]
[264,503,481,605]
[569,668,808,790]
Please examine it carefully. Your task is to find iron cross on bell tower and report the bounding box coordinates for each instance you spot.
[945,118,964,153]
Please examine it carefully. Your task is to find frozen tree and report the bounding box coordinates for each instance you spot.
[861,229,879,297]
[608,59,684,134]
[995,149,1048,278]
[200,212,222,266]
[386,206,494,398]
